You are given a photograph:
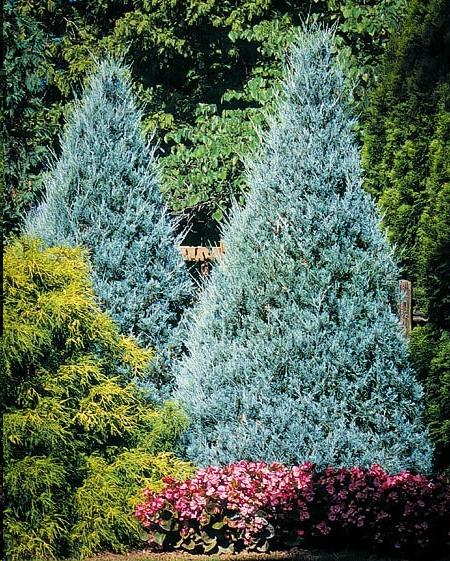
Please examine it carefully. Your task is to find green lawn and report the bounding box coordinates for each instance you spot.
[84,547,445,561]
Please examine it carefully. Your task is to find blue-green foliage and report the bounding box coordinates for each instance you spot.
[26,59,192,374]
[175,27,433,473]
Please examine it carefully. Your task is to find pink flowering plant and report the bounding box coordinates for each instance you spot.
[135,461,449,556]
[311,465,449,553]
[135,461,314,553]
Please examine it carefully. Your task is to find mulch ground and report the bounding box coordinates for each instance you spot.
[86,547,441,561]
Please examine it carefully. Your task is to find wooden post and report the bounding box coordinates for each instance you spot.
[399,279,412,337]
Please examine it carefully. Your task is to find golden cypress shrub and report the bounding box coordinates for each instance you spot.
[2,237,193,560]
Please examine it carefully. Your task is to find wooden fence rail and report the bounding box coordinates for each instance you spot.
[179,240,225,263]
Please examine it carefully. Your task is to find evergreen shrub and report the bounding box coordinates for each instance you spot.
[2,0,55,239]
[410,326,450,471]
[362,0,450,469]
[2,237,193,561]
[26,59,192,380]
[175,26,432,472]
[362,0,450,316]
[136,461,450,556]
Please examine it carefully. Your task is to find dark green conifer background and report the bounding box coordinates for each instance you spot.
[362,0,450,469]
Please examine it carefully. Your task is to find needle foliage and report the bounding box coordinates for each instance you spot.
[2,237,193,560]
[362,0,450,470]
[175,27,432,473]
[25,59,192,381]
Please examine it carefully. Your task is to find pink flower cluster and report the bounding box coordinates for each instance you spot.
[311,465,449,552]
[135,461,450,556]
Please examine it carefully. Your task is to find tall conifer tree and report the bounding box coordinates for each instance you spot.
[27,59,192,377]
[175,27,433,473]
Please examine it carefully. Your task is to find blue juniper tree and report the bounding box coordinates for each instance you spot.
[175,27,433,473]
[26,59,192,381]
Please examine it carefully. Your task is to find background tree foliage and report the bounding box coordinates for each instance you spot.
[2,237,193,560]
[2,0,57,237]
[5,0,406,241]
[362,0,450,470]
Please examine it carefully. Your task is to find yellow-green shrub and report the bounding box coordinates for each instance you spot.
[72,451,194,558]
[2,237,193,560]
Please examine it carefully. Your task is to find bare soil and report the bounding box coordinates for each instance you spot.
[85,547,447,561]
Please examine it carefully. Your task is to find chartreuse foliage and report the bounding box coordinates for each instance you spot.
[2,237,193,561]
[362,0,450,470]
[7,0,406,238]
[175,27,432,473]
[26,59,192,377]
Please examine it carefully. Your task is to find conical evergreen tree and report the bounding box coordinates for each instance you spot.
[27,59,192,378]
[175,27,433,473]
